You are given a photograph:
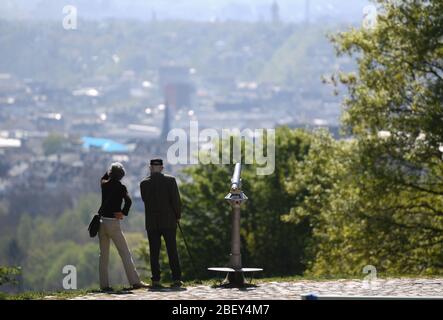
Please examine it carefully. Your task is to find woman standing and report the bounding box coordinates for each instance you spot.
[98,162,147,291]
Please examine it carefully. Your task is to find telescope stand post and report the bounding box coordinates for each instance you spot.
[226,203,244,286]
[208,163,262,287]
[230,203,242,269]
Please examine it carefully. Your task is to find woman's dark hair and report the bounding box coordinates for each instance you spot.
[108,162,125,181]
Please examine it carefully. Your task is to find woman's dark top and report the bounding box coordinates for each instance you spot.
[98,172,132,218]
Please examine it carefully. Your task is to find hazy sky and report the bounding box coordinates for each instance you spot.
[1,0,371,23]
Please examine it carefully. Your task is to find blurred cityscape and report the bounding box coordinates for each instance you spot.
[0,1,362,219]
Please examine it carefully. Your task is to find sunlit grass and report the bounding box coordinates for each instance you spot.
[1,288,93,300]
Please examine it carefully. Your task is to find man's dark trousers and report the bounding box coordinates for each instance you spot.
[147,227,181,282]
[140,172,183,282]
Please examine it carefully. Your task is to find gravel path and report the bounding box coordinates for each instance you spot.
[67,278,443,300]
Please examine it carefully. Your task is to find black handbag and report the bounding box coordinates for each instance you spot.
[88,214,101,238]
[88,189,113,238]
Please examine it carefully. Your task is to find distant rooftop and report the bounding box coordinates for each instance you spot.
[82,137,129,153]
[0,138,21,148]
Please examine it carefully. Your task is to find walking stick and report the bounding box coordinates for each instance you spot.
[177,221,200,280]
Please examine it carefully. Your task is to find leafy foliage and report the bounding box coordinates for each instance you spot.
[0,266,21,286]
[0,193,149,291]
[177,128,315,278]
[42,133,68,156]
[285,0,443,275]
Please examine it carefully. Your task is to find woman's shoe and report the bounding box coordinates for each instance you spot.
[132,281,150,289]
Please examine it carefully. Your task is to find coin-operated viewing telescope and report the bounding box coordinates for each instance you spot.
[208,163,263,287]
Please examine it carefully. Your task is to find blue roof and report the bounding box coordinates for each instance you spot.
[82,137,129,153]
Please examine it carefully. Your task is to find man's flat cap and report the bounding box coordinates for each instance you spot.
[150,158,163,165]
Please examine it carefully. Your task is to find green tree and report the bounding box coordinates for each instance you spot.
[42,133,67,156]
[335,0,443,274]
[0,266,21,286]
[285,0,443,276]
[178,127,316,279]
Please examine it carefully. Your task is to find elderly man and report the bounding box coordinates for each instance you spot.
[140,159,183,288]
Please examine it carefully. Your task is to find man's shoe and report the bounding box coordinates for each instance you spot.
[151,280,162,288]
[132,281,150,289]
[171,280,184,288]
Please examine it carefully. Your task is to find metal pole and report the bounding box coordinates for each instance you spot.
[229,163,242,270]
[229,203,242,269]
[208,163,261,287]
[225,163,247,285]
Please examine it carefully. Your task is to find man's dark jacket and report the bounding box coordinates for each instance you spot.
[140,172,181,230]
